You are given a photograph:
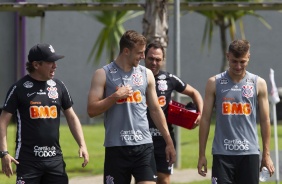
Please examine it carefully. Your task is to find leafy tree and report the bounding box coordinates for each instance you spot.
[184,0,271,72]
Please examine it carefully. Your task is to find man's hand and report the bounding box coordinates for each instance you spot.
[197,156,208,177]
[165,144,176,166]
[1,154,19,177]
[115,85,133,100]
[190,115,201,129]
[78,147,89,168]
[260,154,275,176]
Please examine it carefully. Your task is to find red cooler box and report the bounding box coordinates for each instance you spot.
[167,100,199,130]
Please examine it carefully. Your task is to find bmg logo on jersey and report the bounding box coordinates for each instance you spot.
[34,146,56,157]
[222,102,251,115]
[223,139,250,151]
[29,105,58,119]
[158,96,166,107]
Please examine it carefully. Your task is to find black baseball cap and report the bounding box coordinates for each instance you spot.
[28,43,64,62]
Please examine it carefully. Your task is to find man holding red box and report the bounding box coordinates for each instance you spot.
[144,42,203,184]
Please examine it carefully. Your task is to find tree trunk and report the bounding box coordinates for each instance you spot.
[218,19,228,72]
[143,0,168,70]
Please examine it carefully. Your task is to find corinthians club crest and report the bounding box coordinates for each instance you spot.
[157,80,168,91]
[242,85,254,98]
[132,73,143,86]
[47,87,58,100]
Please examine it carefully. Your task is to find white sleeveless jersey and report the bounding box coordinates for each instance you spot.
[213,71,260,155]
[103,62,152,147]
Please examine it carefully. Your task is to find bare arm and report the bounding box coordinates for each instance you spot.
[257,77,275,176]
[87,68,133,117]
[63,107,89,167]
[146,69,176,165]
[197,76,216,177]
[0,111,19,177]
[181,84,204,128]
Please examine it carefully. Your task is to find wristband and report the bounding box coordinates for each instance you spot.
[0,151,9,158]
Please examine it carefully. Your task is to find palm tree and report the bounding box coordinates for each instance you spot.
[76,0,143,64]
[76,0,170,68]
[143,0,169,70]
[184,0,271,72]
[89,10,143,64]
[77,0,170,67]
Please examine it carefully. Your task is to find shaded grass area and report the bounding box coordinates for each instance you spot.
[1,121,282,184]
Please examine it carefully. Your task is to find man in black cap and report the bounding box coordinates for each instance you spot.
[0,43,89,184]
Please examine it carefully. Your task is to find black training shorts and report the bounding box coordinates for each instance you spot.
[16,159,68,184]
[212,154,259,184]
[104,143,157,184]
[153,137,173,174]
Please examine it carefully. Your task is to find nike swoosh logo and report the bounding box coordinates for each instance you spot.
[153,175,158,178]
[112,78,120,81]
[221,89,230,93]
[27,92,36,97]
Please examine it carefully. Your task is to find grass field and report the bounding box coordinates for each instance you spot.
[1,120,282,184]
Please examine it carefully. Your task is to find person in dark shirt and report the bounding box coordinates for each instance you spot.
[0,43,89,184]
[144,42,203,184]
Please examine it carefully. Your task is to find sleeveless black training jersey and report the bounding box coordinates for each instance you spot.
[2,75,73,161]
[148,70,186,140]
